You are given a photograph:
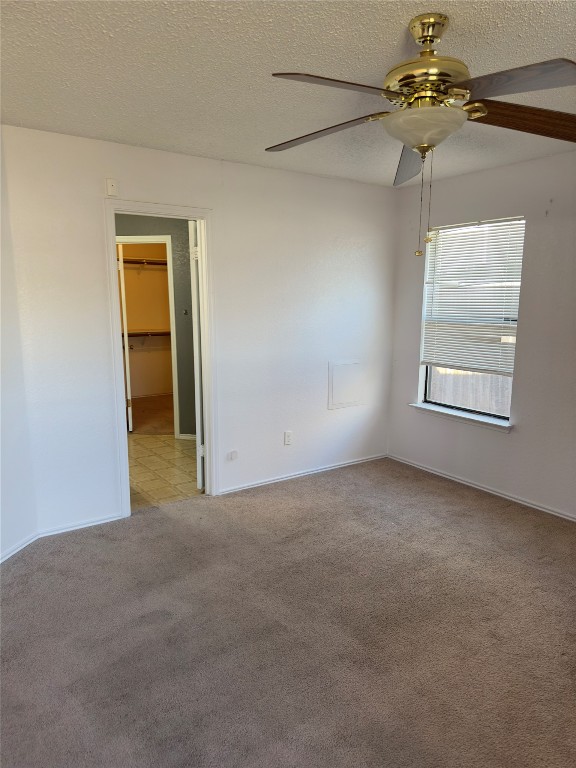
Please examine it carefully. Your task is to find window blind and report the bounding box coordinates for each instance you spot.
[421,217,526,376]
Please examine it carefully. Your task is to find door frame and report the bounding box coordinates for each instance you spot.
[115,235,181,437]
[116,242,134,432]
[104,199,217,513]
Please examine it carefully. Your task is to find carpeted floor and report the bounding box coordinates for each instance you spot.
[1,459,575,768]
[131,393,174,435]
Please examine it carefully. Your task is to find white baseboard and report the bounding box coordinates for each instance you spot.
[387,453,576,523]
[4,453,573,562]
[176,434,196,441]
[0,531,39,563]
[39,512,128,539]
[1,512,128,563]
[218,453,389,495]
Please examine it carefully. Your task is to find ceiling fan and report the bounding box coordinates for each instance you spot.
[265,12,576,185]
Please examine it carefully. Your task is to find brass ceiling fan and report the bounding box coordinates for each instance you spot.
[265,12,576,185]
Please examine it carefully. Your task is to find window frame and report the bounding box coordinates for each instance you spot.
[417,216,526,424]
[423,365,510,422]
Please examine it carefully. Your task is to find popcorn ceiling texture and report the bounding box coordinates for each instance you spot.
[2,0,575,186]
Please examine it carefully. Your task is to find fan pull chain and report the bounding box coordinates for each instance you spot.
[425,149,434,245]
[415,159,425,257]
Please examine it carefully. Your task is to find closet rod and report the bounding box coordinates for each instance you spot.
[127,330,171,337]
[118,258,168,266]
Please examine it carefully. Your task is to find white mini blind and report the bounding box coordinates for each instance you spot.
[421,217,526,376]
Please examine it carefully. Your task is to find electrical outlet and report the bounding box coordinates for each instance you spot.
[284,431,293,446]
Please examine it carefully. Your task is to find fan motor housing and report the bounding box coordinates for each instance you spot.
[383,52,471,105]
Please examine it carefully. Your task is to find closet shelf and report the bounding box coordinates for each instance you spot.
[127,330,171,337]
[119,257,168,266]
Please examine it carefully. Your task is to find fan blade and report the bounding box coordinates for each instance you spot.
[273,72,400,101]
[471,100,576,143]
[394,145,423,187]
[453,58,576,100]
[265,112,389,152]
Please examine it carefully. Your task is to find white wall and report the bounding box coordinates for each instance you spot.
[1,125,396,559]
[388,152,576,519]
[3,126,573,562]
[1,157,38,557]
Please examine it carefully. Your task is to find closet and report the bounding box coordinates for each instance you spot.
[117,241,174,433]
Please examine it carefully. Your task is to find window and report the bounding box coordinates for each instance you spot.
[420,217,526,421]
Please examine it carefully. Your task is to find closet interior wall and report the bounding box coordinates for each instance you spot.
[119,242,173,402]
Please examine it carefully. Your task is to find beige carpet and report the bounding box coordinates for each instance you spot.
[131,394,174,435]
[1,459,575,768]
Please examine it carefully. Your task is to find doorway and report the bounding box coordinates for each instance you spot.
[108,205,212,513]
[117,237,177,436]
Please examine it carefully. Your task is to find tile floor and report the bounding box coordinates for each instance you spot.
[128,434,200,510]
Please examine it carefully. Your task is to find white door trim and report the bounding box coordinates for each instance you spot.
[115,235,180,437]
[189,223,204,488]
[104,199,218,511]
[116,243,133,431]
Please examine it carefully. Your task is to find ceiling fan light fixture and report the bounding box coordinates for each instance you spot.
[267,11,576,179]
[383,104,468,153]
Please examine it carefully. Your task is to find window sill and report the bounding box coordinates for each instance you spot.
[409,402,512,432]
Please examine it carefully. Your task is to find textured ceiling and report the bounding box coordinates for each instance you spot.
[2,0,575,186]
